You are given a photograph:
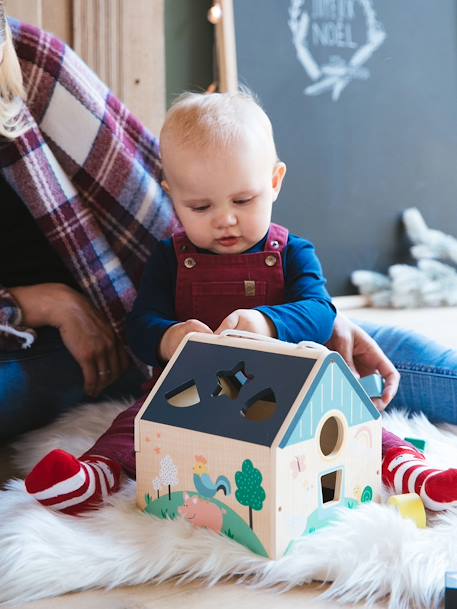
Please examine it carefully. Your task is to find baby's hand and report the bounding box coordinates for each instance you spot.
[215,309,277,338]
[159,319,213,362]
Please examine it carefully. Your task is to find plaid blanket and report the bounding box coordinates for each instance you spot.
[0,19,178,351]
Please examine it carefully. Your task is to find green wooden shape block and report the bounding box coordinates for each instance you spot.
[404,436,427,452]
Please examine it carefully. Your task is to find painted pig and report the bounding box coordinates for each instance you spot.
[178,493,226,533]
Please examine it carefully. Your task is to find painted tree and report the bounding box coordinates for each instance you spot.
[159,455,179,500]
[235,459,266,530]
[152,477,161,499]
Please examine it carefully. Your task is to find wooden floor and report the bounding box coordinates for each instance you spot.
[9,299,457,609]
[13,581,384,609]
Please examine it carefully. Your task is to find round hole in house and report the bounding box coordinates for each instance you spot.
[319,415,344,456]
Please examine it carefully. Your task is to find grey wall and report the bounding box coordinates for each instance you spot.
[165,0,213,108]
[233,0,457,295]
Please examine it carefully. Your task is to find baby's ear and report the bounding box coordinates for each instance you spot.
[161,179,170,193]
[272,162,287,202]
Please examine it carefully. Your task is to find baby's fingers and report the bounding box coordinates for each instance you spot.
[214,312,240,335]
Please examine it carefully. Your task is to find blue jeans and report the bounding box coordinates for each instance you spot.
[360,321,457,424]
[0,327,146,442]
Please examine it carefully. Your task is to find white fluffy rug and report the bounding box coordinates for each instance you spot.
[2,402,457,609]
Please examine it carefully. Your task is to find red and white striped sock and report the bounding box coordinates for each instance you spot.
[25,449,121,515]
[382,445,457,511]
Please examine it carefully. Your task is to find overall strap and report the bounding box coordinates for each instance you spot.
[172,230,198,254]
[265,223,289,253]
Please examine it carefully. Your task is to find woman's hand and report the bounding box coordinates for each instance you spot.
[326,312,400,410]
[10,283,129,397]
[159,319,213,363]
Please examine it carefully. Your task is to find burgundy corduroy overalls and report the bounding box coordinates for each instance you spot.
[83,224,290,476]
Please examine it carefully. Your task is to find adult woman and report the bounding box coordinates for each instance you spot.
[0,12,176,440]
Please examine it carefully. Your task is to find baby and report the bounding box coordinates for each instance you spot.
[25,91,457,514]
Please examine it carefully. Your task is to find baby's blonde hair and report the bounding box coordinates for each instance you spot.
[160,90,278,162]
[0,20,26,139]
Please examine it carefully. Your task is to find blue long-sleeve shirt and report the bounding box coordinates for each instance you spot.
[126,232,336,366]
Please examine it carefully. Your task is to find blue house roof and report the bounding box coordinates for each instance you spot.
[141,340,380,448]
[141,339,316,447]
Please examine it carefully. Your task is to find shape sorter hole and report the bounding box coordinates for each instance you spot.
[165,380,200,408]
[241,388,277,422]
[211,362,253,400]
[321,469,342,504]
[319,415,344,456]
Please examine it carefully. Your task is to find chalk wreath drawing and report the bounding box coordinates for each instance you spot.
[289,0,386,100]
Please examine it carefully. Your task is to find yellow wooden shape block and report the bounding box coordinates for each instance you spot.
[387,493,427,528]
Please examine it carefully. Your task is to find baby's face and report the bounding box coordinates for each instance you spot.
[162,134,285,254]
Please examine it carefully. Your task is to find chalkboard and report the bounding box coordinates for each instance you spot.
[230,0,457,295]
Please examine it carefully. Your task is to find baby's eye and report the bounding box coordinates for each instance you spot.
[233,197,253,205]
[192,205,210,212]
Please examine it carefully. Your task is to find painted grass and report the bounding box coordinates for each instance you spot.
[144,491,268,557]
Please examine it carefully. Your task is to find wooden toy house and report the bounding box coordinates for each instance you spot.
[135,332,382,559]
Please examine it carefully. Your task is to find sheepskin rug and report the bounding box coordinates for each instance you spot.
[2,401,457,609]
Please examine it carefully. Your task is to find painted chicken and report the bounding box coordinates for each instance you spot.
[193,455,231,498]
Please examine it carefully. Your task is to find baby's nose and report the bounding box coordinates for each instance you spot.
[214,211,237,227]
